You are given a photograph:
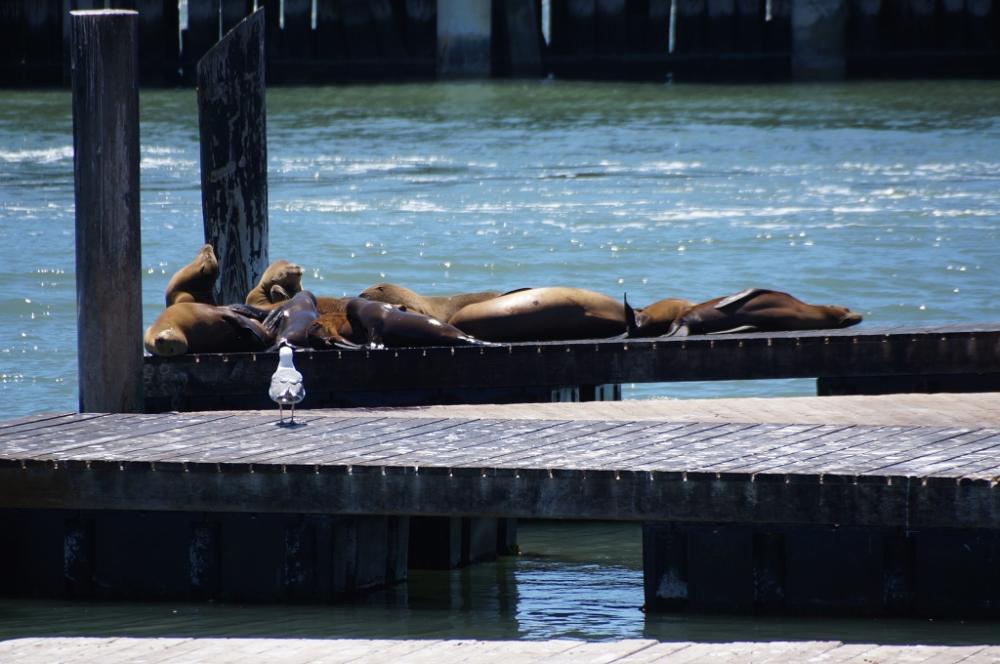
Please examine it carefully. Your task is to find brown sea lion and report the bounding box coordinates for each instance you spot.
[667,288,863,337]
[306,311,361,349]
[625,296,696,337]
[143,303,272,356]
[447,287,626,342]
[359,283,502,323]
[345,298,493,348]
[245,259,304,308]
[262,290,320,349]
[164,244,218,306]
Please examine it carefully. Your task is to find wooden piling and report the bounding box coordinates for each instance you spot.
[791,0,847,80]
[197,9,269,306]
[437,0,492,76]
[71,9,143,414]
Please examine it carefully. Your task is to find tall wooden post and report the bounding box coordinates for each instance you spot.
[437,0,492,77]
[197,9,268,306]
[71,10,143,414]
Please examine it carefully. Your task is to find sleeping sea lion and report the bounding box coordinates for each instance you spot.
[143,303,272,356]
[359,283,502,323]
[447,287,626,342]
[245,259,304,309]
[262,290,320,349]
[625,296,696,337]
[345,297,493,348]
[667,288,863,337]
[307,311,361,349]
[164,244,218,306]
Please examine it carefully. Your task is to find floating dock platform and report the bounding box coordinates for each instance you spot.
[3,394,999,616]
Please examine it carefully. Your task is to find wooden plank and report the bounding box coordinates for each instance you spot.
[135,412,336,462]
[71,9,143,414]
[871,430,1000,477]
[0,412,103,435]
[197,8,268,306]
[0,413,220,459]
[254,417,469,466]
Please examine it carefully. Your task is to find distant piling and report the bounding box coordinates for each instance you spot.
[197,8,269,306]
[71,10,143,414]
[792,0,847,80]
[437,0,492,77]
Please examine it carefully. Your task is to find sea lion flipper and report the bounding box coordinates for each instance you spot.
[270,284,292,303]
[709,325,759,335]
[225,303,270,320]
[221,310,272,347]
[624,293,640,338]
[715,288,767,311]
[666,323,689,337]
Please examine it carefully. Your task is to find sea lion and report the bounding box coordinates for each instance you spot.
[447,287,626,342]
[345,297,493,348]
[143,303,272,356]
[245,259,304,309]
[667,288,863,337]
[306,311,361,349]
[164,244,218,306]
[359,283,502,323]
[262,290,320,349]
[625,296,696,337]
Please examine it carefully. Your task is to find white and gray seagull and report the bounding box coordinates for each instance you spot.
[269,344,305,424]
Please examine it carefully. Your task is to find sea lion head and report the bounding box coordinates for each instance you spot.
[164,244,219,306]
[249,259,304,305]
[149,328,188,356]
[828,306,863,328]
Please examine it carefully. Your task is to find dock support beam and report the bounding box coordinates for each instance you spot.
[791,0,847,81]
[71,10,143,414]
[197,9,269,306]
[437,0,492,77]
[643,521,1000,617]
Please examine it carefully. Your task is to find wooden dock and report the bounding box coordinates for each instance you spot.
[3,637,1000,663]
[143,323,1000,411]
[2,394,1000,615]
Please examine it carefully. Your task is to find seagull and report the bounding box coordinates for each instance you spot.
[269,344,305,425]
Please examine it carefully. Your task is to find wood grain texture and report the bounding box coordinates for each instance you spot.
[197,8,268,306]
[71,9,143,413]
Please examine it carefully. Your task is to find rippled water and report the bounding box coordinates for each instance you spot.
[2,80,1000,415]
[2,81,1000,642]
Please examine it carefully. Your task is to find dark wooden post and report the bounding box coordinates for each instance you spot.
[197,8,268,306]
[71,10,143,414]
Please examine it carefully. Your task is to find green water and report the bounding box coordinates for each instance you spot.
[1,80,999,641]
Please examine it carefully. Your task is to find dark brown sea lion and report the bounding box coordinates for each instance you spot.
[143,303,271,356]
[667,288,863,337]
[345,297,493,348]
[625,296,696,337]
[359,283,502,323]
[164,244,218,306]
[245,259,304,309]
[262,290,320,349]
[447,287,626,342]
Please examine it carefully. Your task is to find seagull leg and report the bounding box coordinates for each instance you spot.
[289,403,295,425]
[278,403,284,424]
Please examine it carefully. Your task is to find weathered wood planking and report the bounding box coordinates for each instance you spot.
[2,412,999,529]
[2,638,1000,663]
[142,323,1000,411]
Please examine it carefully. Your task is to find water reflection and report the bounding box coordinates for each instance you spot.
[1,521,998,644]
